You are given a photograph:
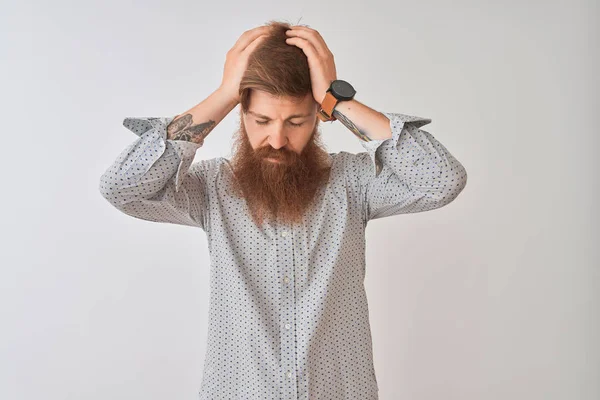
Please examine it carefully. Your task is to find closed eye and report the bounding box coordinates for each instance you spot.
[256,120,304,127]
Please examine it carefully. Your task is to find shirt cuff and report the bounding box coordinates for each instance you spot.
[359,111,432,177]
[122,115,203,192]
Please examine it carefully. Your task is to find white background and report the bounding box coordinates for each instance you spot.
[1,0,598,399]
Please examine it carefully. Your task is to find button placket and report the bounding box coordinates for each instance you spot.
[277,223,298,399]
[292,222,310,400]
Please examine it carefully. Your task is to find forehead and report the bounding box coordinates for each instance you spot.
[247,90,316,119]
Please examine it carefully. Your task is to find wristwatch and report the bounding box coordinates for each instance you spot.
[317,80,356,122]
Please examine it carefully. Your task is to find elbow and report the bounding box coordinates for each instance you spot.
[431,160,467,208]
[98,172,125,208]
[99,178,117,206]
[445,161,468,204]
[444,154,467,194]
[98,169,114,199]
[98,173,110,200]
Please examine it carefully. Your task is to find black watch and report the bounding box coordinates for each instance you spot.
[318,80,356,122]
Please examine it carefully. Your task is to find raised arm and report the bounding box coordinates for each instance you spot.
[331,100,468,224]
[98,87,237,230]
[99,26,271,231]
[281,25,467,224]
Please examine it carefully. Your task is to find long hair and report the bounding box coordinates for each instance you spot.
[229,20,331,228]
[239,20,313,113]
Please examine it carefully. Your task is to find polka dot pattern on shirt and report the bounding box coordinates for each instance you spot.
[99,111,467,399]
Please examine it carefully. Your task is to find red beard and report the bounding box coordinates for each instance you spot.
[228,116,332,228]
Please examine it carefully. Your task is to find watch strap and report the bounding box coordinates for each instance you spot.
[318,91,338,122]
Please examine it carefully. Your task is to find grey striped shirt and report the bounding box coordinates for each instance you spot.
[99,111,467,399]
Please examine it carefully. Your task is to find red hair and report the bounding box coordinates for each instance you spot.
[239,20,314,113]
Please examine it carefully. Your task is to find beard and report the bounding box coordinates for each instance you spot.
[228,116,332,228]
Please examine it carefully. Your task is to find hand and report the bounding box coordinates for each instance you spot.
[284,26,337,104]
[219,26,270,104]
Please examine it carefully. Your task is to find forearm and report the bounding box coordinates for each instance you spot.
[167,86,239,143]
[331,98,392,142]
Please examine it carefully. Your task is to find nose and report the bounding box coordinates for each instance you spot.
[268,130,288,150]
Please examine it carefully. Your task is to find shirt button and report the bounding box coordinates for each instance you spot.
[285,323,291,329]
[283,276,290,284]
[286,370,292,378]
[281,231,288,237]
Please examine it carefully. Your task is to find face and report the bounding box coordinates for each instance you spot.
[229,90,332,228]
[243,90,318,157]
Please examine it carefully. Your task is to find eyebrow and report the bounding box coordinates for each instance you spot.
[247,111,311,120]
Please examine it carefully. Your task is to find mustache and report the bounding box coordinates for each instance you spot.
[256,146,298,162]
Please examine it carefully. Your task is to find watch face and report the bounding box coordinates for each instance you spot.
[331,80,356,101]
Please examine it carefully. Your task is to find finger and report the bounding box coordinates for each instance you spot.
[285,27,332,59]
[242,33,268,54]
[289,25,327,46]
[285,36,320,60]
[231,26,270,53]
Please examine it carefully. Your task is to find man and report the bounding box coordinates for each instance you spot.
[100,20,467,400]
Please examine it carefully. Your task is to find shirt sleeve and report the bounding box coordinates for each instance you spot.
[99,115,210,231]
[347,111,468,223]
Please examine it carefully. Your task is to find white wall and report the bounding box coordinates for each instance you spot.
[1,0,597,399]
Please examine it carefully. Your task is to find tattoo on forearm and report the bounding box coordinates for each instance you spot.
[167,113,216,144]
[332,109,372,142]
